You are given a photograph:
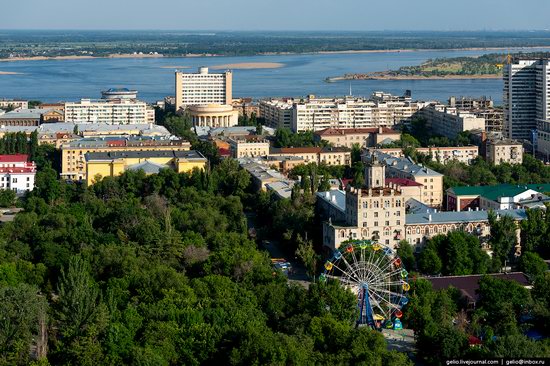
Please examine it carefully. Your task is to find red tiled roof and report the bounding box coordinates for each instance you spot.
[425,272,530,303]
[387,178,423,187]
[218,148,231,157]
[106,140,126,147]
[315,127,398,136]
[0,154,28,163]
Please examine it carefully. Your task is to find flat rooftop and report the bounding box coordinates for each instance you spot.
[85,150,205,161]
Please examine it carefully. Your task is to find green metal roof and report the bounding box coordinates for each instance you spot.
[449,184,550,201]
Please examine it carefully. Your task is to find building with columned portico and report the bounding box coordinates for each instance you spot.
[188,104,239,128]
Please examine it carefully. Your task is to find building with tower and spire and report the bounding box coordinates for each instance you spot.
[318,151,406,250]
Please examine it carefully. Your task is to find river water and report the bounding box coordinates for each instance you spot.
[0,48,545,104]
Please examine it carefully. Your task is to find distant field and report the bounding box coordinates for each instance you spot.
[2,30,550,59]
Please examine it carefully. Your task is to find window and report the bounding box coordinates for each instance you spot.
[397,220,401,225]
[384,200,390,208]
[396,211,401,217]
[12,178,17,183]
[374,221,379,227]
[385,221,390,226]
[374,212,378,218]
[396,199,401,207]
[385,212,390,218]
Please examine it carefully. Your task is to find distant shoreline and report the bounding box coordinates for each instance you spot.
[307,45,550,55]
[0,53,166,62]
[2,45,550,63]
[327,74,502,81]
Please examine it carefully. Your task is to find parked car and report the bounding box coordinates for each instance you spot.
[271,258,293,276]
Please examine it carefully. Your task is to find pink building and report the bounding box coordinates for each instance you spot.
[0,154,37,194]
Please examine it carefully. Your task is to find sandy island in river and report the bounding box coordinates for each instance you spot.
[210,62,285,70]
[160,65,191,69]
[0,71,23,75]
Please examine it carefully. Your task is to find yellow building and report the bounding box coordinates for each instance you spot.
[85,150,207,185]
[61,136,191,181]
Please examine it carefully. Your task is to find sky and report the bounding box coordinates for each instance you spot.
[2,0,550,31]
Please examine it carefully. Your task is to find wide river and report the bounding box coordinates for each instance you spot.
[0,48,546,104]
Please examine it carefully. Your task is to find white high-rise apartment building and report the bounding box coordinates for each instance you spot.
[503,59,544,141]
[536,60,550,123]
[175,67,232,110]
[65,99,155,124]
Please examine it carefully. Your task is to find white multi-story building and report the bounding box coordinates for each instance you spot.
[0,154,36,194]
[419,104,486,139]
[64,99,154,124]
[291,96,424,133]
[175,67,232,110]
[258,94,424,133]
[377,146,479,165]
[259,99,293,129]
[504,59,550,141]
[0,99,28,110]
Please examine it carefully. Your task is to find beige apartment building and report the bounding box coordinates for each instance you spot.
[448,96,494,109]
[229,136,270,158]
[64,99,155,124]
[419,104,486,139]
[313,127,400,148]
[370,151,444,207]
[61,136,191,181]
[175,67,232,111]
[270,146,352,166]
[485,138,523,165]
[377,146,479,165]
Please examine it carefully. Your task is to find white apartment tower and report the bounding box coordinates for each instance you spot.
[503,59,547,141]
[536,60,550,122]
[175,67,233,110]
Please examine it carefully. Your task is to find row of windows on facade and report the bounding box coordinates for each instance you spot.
[360,199,402,208]
[339,229,400,239]
[0,176,31,182]
[361,220,401,227]
[406,223,483,236]
[362,211,401,218]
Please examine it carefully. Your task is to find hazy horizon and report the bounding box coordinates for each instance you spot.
[3,0,550,31]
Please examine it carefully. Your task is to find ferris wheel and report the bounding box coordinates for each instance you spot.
[319,240,409,329]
